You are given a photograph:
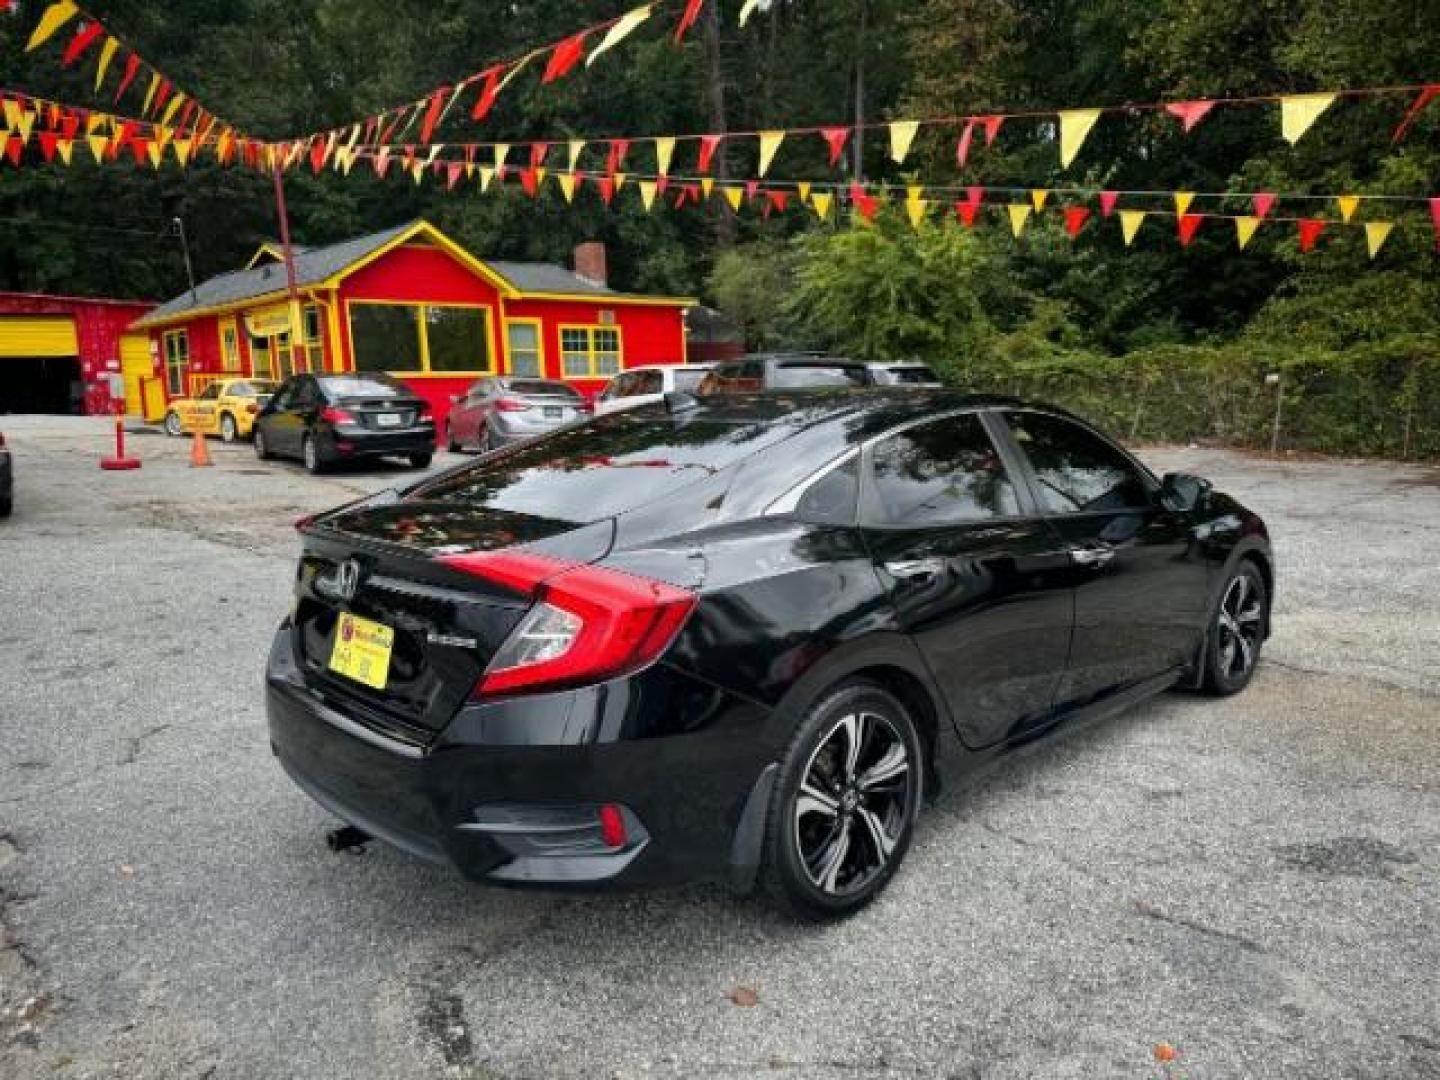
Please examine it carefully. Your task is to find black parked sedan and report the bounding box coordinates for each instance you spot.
[255,373,436,473]
[266,391,1272,918]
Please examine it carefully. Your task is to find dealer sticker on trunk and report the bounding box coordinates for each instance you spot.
[329,612,394,690]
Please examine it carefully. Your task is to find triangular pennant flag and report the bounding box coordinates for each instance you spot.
[639,179,660,209]
[60,20,105,67]
[153,80,173,115]
[797,181,812,203]
[141,74,161,117]
[558,172,578,203]
[419,88,448,143]
[115,54,142,102]
[1234,216,1260,250]
[1297,218,1326,253]
[529,142,549,168]
[1173,191,1195,216]
[56,139,74,165]
[613,172,628,192]
[818,127,850,168]
[981,114,1004,146]
[697,133,722,173]
[26,1,79,52]
[956,120,976,168]
[37,131,58,163]
[1029,189,1049,212]
[173,137,193,166]
[478,165,494,191]
[1337,195,1360,222]
[744,179,759,201]
[1119,210,1146,246]
[147,140,165,169]
[700,176,713,198]
[9,106,35,145]
[1099,190,1119,217]
[757,130,784,176]
[520,167,539,197]
[567,139,585,171]
[0,135,14,168]
[888,120,920,164]
[444,162,463,190]
[1057,108,1101,168]
[470,66,505,121]
[905,195,927,229]
[86,131,108,162]
[160,93,186,129]
[606,138,630,174]
[955,201,978,228]
[94,36,120,91]
[1164,100,1215,133]
[765,190,789,213]
[654,136,676,175]
[493,143,510,171]
[1281,93,1336,145]
[1364,221,1394,259]
[811,192,832,219]
[853,190,878,223]
[673,0,704,43]
[1007,204,1032,237]
[543,31,588,83]
[1063,206,1091,238]
[589,5,651,66]
[596,175,615,205]
[1431,197,1440,249]
[738,0,763,26]
[1253,192,1276,220]
[1393,85,1439,144]
[722,185,743,212]
[1177,213,1203,247]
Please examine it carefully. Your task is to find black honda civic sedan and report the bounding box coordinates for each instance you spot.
[267,390,1272,918]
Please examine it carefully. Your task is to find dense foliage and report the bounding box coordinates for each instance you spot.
[1,0,1437,455]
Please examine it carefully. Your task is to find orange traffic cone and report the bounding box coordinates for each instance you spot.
[189,424,213,468]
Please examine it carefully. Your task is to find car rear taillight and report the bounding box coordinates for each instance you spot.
[493,398,532,413]
[0,432,6,447]
[322,407,357,425]
[437,551,696,697]
[246,402,259,415]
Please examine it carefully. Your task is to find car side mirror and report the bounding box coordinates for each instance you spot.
[1159,472,1211,513]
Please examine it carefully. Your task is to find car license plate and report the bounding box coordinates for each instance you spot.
[328,612,394,690]
[544,406,562,419]
[375,412,402,427]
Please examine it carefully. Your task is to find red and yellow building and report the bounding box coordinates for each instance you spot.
[131,219,693,430]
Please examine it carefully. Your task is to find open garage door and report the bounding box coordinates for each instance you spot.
[0,316,84,414]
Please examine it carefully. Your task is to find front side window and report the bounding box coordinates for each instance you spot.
[870,414,1019,526]
[163,330,190,396]
[636,370,664,395]
[302,306,325,371]
[506,321,542,378]
[560,326,623,378]
[197,383,221,401]
[1004,411,1151,514]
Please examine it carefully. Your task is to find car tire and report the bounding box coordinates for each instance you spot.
[446,424,461,454]
[409,452,433,470]
[1201,560,1268,696]
[254,427,272,460]
[303,435,325,475]
[164,411,182,438]
[219,413,238,444]
[758,679,924,921]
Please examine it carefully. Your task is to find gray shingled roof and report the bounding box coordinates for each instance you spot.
[486,260,615,297]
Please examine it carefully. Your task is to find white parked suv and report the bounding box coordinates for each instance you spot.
[594,363,715,415]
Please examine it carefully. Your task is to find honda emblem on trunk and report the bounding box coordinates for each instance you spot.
[335,559,364,603]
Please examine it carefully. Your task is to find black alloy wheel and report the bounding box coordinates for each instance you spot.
[761,680,922,920]
[1204,561,1267,695]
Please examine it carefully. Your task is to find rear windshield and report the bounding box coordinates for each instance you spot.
[406,413,794,524]
[319,375,408,399]
[772,364,869,388]
[674,369,710,392]
[509,380,581,400]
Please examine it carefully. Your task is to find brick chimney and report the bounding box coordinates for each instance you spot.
[573,241,608,288]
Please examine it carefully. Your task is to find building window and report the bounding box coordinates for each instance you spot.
[250,334,273,380]
[348,302,491,374]
[220,321,241,372]
[302,305,325,371]
[163,330,190,396]
[506,320,542,378]
[560,325,622,378]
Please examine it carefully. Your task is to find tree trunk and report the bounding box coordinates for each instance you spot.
[853,0,868,182]
[703,0,735,247]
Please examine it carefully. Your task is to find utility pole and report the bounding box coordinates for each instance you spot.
[270,158,305,371]
[171,217,197,307]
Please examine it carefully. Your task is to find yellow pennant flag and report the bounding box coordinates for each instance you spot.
[56,140,74,165]
[811,191,832,219]
[147,141,165,169]
[8,106,36,145]
[173,138,193,166]
[1281,93,1336,145]
[1007,204,1032,237]
[738,0,763,26]
[95,37,121,91]
[613,172,628,192]
[638,179,658,211]
[1174,191,1195,216]
[87,133,109,163]
[889,120,920,163]
[700,176,714,198]
[142,74,162,117]
[567,139,585,171]
[557,172,578,203]
[25,1,80,52]
[479,166,495,192]
[1234,216,1260,250]
[654,136,676,175]
[587,5,651,68]
[411,161,426,184]
[1057,108,1102,168]
[757,130,784,176]
[160,93,187,128]
[1119,210,1146,246]
[1030,189,1049,212]
[1364,221,1394,259]
[1337,195,1360,222]
[534,166,547,185]
[906,196,928,229]
[493,143,510,170]
[797,181,812,203]
[722,185,744,212]
[3,99,25,130]
[153,127,173,155]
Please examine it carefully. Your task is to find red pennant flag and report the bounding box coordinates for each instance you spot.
[673,187,688,210]
[1253,192,1276,220]
[177,100,198,134]
[308,138,327,175]
[697,134,722,173]
[520,167,539,197]
[744,179,759,202]
[61,21,106,68]
[372,151,391,179]
[153,79,173,115]
[981,115,1004,146]
[543,32,587,83]
[820,127,850,167]
[129,136,150,166]
[115,53,142,102]
[849,183,878,222]
[1064,206,1091,238]
[530,142,550,168]
[1431,197,1440,249]
[470,66,505,121]
[1297,218,1326,252]
[673,0,704,43]
[37,131,58,163]
[1099,191,1119,217]
[401,145,417,173]
[4,135,22,167]
[0,1,14,12]
[965,185,983,208]
[656,175,670,196]
[60,112,79,140]
[378,114,400,144]
[766,190,789,212]
[446,162,464,190]
[363,117,379,145]
[420,88,449,144]
[606,138,630,174]
[1393,85,1440,143]
[597,176,615,205]
[955,201,978,228]
[1164,100,1215,133]
[955,120,976,168]
[1176,213,1203,247]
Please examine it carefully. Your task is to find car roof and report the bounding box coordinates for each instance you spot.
[664,388,1026,440]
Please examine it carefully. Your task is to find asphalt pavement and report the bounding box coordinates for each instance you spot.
[1,416,1437,1079]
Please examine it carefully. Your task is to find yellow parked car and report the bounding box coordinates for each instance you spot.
[164,379,279,443]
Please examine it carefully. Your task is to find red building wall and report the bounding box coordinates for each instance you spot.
[0,293,154,414]
[504,297,687,397]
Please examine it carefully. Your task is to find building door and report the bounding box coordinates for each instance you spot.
[119,333,164,420]
[0,316,82,414]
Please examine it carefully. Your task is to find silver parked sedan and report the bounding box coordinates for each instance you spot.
[444,377,589,452]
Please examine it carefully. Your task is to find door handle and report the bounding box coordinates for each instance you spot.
[1069,544,1116,568]
[884,558,947,581]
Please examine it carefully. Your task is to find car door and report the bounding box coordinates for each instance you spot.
[996,409,1212,708]
[259,378,297,453]
[858,412,1077,749]
[451,380,485,442]
[190,383,221,433]
[274,376,317,457]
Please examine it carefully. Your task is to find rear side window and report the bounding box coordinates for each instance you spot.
[1004,411,1151,513]
[870,414,1019,525]
[772,364,869,389]
[673,369,709,392]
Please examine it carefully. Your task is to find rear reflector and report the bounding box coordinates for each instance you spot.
[598,804,627,849]
[438,550,696,697]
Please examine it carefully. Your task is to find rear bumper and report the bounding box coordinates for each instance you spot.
[265,626,780,889]
[489,416,569,444]
[323,426,435,458]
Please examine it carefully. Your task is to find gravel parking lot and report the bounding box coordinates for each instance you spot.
[2,415,1438,1079]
